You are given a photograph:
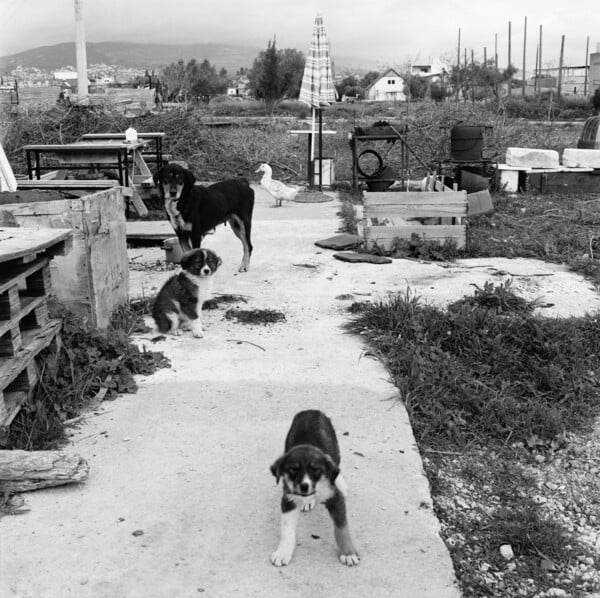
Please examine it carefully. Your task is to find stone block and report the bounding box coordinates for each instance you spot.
[562,148,600,168]
[506,147,560,168]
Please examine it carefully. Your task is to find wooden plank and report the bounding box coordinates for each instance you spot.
[364,225,467,250]
[0,227,72,265]
[365,190,467,205]
[17,179,120,190]
[366,202,467,219]
[0,258,50,295]
[0,319,61,397]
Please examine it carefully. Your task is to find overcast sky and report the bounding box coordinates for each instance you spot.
[1,0,597,71]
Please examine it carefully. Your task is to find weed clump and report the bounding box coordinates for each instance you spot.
[347,284,600,449]
[5,301,169,450]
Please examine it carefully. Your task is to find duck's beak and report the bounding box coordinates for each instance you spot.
[255,166,262,173]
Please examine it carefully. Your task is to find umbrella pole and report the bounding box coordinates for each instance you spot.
[318,109,323,191]
[310,107,316,188]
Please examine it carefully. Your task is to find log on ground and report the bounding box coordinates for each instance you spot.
[0,450,89,492]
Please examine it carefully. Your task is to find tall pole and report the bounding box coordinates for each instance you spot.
[484,46,487,65]
[557,34,565,98]
[507,20,512,96]
[456,27,461,101]
[535,45,539,94]
[584,36,590,96]
[74,0,88,102]
[522,16,527,96]
[495,34,498,68]
[538,25,543,97]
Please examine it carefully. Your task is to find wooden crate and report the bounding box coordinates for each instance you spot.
[0,227,72,429]
[363,190,468,251]
[0,187,129,328]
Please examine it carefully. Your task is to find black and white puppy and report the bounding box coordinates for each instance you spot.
[153,163,254,273]
[152,248,221,338]
[270,410,360,567]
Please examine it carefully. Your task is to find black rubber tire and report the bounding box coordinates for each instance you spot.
[356,149,384,177]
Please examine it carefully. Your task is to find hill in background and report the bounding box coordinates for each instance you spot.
[0,41,381,75]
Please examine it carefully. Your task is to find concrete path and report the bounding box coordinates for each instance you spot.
[1,187,462,597]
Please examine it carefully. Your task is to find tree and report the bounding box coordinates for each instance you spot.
[248,39,305,106]
[161,58,228,103]
[336,75,360,98]
[450,60,517,101]
[360,71,380,90]
[404,75,427,101]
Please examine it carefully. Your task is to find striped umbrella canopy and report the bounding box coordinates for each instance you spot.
[299,13,337,109]
[299,13,337,189]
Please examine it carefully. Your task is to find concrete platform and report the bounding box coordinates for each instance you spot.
[1,185,461,598]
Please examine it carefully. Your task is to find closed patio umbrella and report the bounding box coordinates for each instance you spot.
[299,13,337,190]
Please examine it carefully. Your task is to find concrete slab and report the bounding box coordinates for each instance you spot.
[0,185,461,598]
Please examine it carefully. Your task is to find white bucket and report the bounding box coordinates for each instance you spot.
[163,236,184,264]
[313,158,334,186]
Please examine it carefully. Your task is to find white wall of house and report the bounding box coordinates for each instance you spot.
[366,71,406,102]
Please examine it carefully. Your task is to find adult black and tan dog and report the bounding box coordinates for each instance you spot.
[153,163,254,272]
[270,410,360,567]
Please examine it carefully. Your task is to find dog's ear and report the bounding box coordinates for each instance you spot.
[152,168,162,186]
[184,168,196,188]
[270,456,285,483]
[179,250,193,269]
[323,454,340,483]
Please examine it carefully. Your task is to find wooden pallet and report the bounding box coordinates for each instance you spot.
[363,190,468,251]
[0,227,72,430]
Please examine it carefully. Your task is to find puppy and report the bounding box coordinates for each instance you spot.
[153,163,254,272]
[270,410,360,567]
[152,248,221,338]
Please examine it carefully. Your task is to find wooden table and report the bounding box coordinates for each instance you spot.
[23,141,151,215]
[81,132,167,169]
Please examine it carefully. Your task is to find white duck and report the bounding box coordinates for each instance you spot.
[255,163,300,207]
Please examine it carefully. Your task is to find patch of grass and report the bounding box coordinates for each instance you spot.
[5,301,170,450]
[468,193,600,287]
[448,279,537,314]
[372,233,461,262]
[347,285,600,449]
[224,308,286,324]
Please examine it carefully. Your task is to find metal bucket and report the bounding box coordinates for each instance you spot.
[163,236,184,264]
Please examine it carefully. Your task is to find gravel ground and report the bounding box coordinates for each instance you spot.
[424,422,600,598]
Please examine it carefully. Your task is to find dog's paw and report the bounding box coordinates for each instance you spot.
[173,329,182,336]
[339,552,361,566]
[300,498,315,512]
[192,329,204,338]
[271,549,293,567]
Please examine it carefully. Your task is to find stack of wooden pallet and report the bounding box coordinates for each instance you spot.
[0,227,72,432]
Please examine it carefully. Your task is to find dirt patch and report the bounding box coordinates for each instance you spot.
[223,308,286,324]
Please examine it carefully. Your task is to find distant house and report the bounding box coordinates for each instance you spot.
[227,76,251,98]
[365,69,406,102]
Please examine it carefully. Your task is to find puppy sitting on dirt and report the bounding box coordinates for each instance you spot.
[270,409,360,567]
[152,248,221,338]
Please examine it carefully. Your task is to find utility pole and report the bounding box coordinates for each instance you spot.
[507,20,512,96]
[522,16,527,97]
[456,27,461,101]
[538,25,543,97]
[495,34,498,68]
[557,34,565,98]
[584,36,590,96]
[74,0,89,103]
